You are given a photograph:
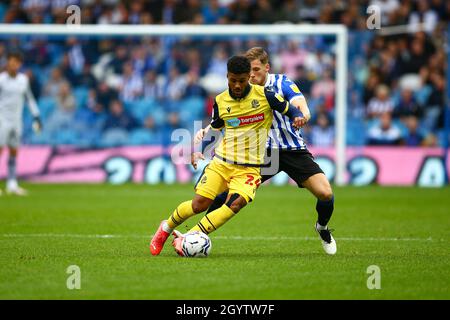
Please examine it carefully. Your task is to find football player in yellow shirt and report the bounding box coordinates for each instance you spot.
[150,55,303,256]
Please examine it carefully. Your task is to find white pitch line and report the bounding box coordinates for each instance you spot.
[0,233,442,242]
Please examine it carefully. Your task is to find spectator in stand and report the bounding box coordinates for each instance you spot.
[143,70,165,101]
[56,82,76,113]
[206,46,229,77]
[276,0,300,23]
[109,45,129,75]
[118,61,143,103]
[165,66,187,102]
[363,72,381,105]
[367,112,403,146]
[103,99,139,132]
[44,67,69,98]
[250,0,273,24]
[408,0,438,34]
[311,68,335,111]
[227,0,252,24]
[279,40,307,79]
[403,115,424,146]
[97,82,119,111]
[128,1,144,24]
[202,0,229,24]
[293,65,313,97]
[298,0,322,23]
[311,112,334,147]
[77,64,97,89]
[424,73,445,130]
[393,88,423,120]
[183,71,207,98]
[366,84,394,119]
[60,53,78,87]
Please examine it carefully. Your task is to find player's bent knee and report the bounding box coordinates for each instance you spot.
[192,197,212,213]
[317,187,333,201]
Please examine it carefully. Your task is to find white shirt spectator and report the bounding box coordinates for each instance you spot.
[119,74,143,102]
[367,97,394,116]
[368,124,402,144]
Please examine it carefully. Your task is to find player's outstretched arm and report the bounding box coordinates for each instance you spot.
[280,76,311,127]
[25,82,42,133]
[194,124,211,144]
[291,96,311,128]
[264,87,303,129]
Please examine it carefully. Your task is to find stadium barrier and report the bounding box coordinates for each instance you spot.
[0,146,448,187]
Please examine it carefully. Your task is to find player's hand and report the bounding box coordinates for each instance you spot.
[292,116,303,129]
[296,116,309,128]
[194,125,211,144]
[32,116,42,133]
[191,152,205,170]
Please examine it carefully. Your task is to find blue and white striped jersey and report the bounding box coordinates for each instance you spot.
[264,73,307,150]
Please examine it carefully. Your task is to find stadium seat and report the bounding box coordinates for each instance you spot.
[179,96,205,125]
[129,98,158,122]
[37,97,57,121]
[51,129,80,145]
[99,128,129,147]
[128,128,157,145]
[73,87,89,109]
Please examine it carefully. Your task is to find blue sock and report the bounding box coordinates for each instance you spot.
[8,156,16,181]
[316,196,334,227]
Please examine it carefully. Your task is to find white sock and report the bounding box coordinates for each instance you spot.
[162,221,173,233]
[316,222,327,231]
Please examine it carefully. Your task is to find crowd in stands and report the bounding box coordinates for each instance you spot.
[0,0,448,148]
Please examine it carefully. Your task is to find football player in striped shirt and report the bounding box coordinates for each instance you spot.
[193,47,336,255]
[149,55,303,256]
[0,52,42,196]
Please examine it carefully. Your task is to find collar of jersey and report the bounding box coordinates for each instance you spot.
[228,84,251,101]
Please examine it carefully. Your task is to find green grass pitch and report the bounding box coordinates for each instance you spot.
[0,183,449,299]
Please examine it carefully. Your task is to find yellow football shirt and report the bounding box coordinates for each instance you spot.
[210,84,291,166]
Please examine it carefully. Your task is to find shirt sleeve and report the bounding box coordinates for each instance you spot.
[264,86,303,119]
[210,98,224,130]
[25,78,40,117]
[281,75,304,104]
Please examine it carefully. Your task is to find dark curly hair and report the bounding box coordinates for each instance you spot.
[7,51,24,62]
[227,55,251,74]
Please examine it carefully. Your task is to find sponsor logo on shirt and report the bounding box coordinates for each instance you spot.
[226,113,265,127]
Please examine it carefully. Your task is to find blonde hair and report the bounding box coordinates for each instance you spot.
[245,47,269,64]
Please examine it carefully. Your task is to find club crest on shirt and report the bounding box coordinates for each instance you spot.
[226,106,231,113]
[251,99,260,109]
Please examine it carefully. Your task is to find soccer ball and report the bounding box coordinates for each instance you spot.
[181,231,212,257]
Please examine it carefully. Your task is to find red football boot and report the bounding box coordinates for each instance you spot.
[149,220,170,255]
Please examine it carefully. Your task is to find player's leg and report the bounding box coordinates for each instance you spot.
[204,148,277,214]
[190,193,248,235]
[282,150,336,254]
[6,127,27,196]
[301,172,334,225]
[301,173,336,254]
[205,191,229,214]
[190,166,260,235]
[150,160,227,255]
[6,147,24,195]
